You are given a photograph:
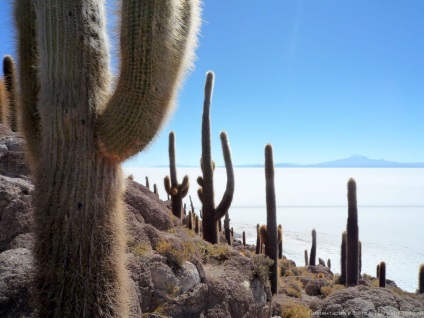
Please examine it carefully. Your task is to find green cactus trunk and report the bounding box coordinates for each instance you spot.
[255,224,260,254]
[339,231,347,285]
[14,0,200,316]
[309,229,317,266]
[265,144,278,295]
[304,249,309,266]
[224,211,232,246]
[419,264,424,294]
[346,178,359,286]
[199,72,234,244]
[379,261,386,288]
[3,56,19,132]
[278,224,283,259]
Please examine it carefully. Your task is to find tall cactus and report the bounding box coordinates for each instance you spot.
[379,261,386,288]
[164,131,189,218]
[265,144,278,295]
[346,178,359,286]
[198,72,234,244]
[339,231,347,284]
[14,0,201,316]
[309,229,317,266]
[3,56,19,132]
[304,249,309,266]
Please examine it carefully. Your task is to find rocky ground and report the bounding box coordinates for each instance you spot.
[1,124,423,318]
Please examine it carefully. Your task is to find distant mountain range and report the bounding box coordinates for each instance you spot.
[236,155,424,168]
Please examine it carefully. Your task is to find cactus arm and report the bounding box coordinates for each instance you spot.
[14,0,40,160]
[96,0,201,163]
[180,175,189,198]
[197,176,203,187]
[164,176,172,195]
[197,187,203,203]
[214,132,234,221]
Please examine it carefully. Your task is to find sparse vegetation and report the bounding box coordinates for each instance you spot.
[280,301,311,318]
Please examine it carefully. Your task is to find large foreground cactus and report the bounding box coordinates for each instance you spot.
[14,0,201,316]
[198,72,235,244]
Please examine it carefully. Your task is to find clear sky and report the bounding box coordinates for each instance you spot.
[0,0,423,167]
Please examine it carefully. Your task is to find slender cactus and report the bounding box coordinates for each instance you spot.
[3,56,19,132]
[418,264,424,294]
[346,178,359,286]
[379,261,386,288]
[278,224,283,259]
[153,184,159,197]
[304,249,309,266]
[242,231,246,246]
[358,240,362,278]
[14,0,201,316]
[255,224,260,254]
[259,225,267,254]
[164,131,189,218]
[339,231,347,285]
[198,72,235,244]
[0,80,6,125]
[265,144,278,295]
[327,259,331,269]
[309,229,317,266]
[194,214,200,235]
[146,176,150,190]
[376,264,380,278]
[224,211,232,246]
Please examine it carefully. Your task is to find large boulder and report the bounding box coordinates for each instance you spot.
[316,285,424,317]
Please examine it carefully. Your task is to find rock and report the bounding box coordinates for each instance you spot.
[0,175,34,252]
[316,285,424,317]
[0,248,34,318]
[0,126,30,179]
[305,279,326,296]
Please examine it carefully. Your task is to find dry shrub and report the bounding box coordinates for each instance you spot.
[280,301,311,318]
[155,238,194,267]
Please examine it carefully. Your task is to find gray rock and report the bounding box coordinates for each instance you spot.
[0,248,34,318]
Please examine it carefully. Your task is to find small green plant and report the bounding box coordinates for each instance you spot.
[280,302,310,318]
[155,239,194,267]
[132,243,150,256]
[252,254,274,286]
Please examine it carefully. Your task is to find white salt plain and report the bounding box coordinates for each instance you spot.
[124,167,424,293]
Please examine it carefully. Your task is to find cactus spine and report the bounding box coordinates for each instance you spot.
[164,131,189,218]
[346,178,359,286]
[379,261,386,288]
[304,249,309,266]
[3,56,19,132]
[14,0,201,316]
[419,264,424,294]
[340,231,347,285]
[265,144,278,295]
[309,229,317,266]
[198,72,235,244]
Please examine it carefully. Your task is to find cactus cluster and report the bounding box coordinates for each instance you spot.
[13,0,201,316]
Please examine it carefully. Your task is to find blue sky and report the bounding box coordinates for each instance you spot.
[0,0,423,167]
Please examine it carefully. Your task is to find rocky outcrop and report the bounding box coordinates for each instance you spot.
[316,285,424,317]
[0,125,272,318]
